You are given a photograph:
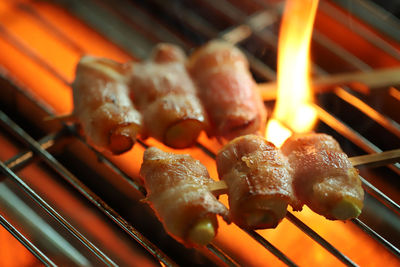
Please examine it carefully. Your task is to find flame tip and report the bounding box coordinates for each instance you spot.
[265,0,319,145]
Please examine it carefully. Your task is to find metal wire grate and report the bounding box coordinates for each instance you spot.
[0,0,399,266]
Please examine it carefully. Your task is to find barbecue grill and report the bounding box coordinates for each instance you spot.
[0,0,400,266]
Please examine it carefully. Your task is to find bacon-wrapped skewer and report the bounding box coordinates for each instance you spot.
[281,133,364,220]
[188,41,266,141]
[140,147,228,247]
[72,56,142,154]
[127,44,208,148]
[216,135,295,229]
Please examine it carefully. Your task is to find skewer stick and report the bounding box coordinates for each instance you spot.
[258,67,400,101]
[208,149,400,195]
[43,113,75,122]
[208,181,227,196]
[349,148,400,168]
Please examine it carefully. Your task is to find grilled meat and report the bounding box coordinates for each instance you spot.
[140,147,228,247]
[72,56,142,154]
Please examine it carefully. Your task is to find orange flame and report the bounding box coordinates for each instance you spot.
[266,0,319,147]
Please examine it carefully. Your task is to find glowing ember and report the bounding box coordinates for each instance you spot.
[266,0,319,147]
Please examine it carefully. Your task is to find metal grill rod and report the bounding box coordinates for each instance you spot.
[0,214,57,267]
[312,30,373,71]
[0,181,93,266]
[242,229,298,267]
[77,133,147,196]
[0,24,69,86]
[197,0,371,75]
[286,212,358,267]
[314,103,400,175]
[0,156,117,267]
[320,1,400,61]
[335,87,400,139]
[60,0,154,58]
[5,132,61,172]
[352,218,400,256]
[357,178,400,215]
[206,244,240,267]
[136,0,352,80]
[333,0,400,43]
[16,2,86,55]
[93,0,190,48]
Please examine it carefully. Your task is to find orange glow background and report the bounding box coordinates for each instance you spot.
[0,0,398,266]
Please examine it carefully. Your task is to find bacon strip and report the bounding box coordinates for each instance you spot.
[72,56,142,154]
[188,41,266,141]
[127,44,208,148]
[216,135,294,229]
[281,133,364,220]
[140,147,228,247]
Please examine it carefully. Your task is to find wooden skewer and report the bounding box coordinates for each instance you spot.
[258,67,400,101]
[208,181,227,195]
[349,148,400,168]
[208,148,400,195]
[43,113,75,122]
[208,181,229,197]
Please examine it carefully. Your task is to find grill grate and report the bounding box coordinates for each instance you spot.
[0,0,399,266]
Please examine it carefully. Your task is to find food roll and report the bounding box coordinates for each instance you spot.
[150,42,187,63]
[281,133,364,220]
[140,147,228,247]
[127,44,208,148]
[216,135,295,229]
[72,56,142,154]
[188,41,266,141]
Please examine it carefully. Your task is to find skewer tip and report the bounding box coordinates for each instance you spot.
[43,113,75,122]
